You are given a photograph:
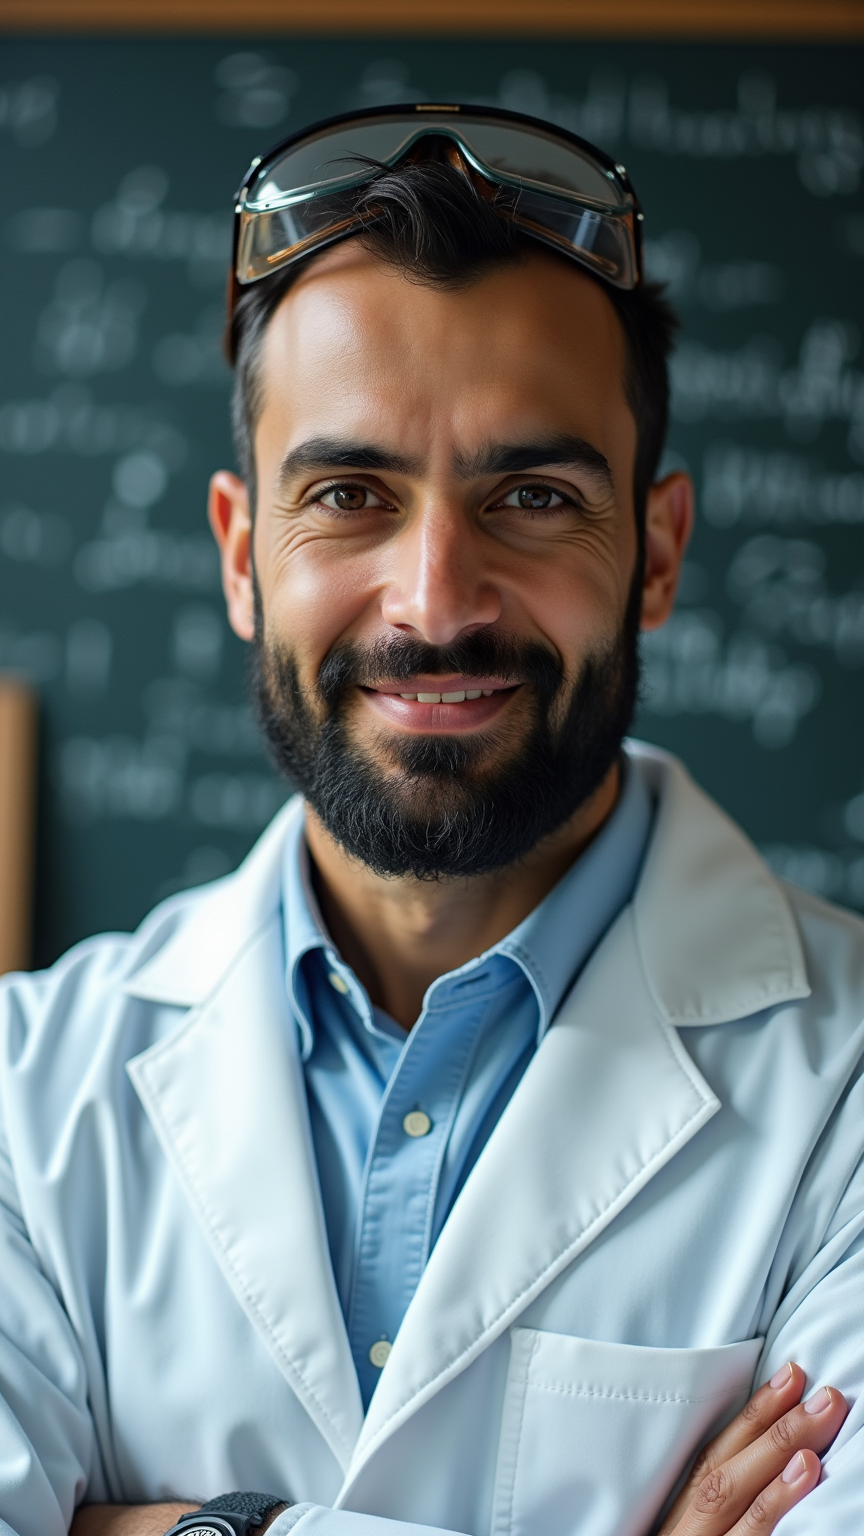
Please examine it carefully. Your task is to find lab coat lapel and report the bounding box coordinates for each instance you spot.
[340,903,720,1491]
[127,911,364,1472]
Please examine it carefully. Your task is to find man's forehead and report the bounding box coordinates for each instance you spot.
[263,239,625,364]
[256,240,634,471]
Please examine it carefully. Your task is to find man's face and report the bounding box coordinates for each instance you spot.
[212,243,689,877]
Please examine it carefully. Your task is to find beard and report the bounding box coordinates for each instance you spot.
[252,579,642,881]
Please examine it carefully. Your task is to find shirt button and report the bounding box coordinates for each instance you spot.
[328,971,349,995]
[402,1110,432,1138]
[369,1340,392,1368]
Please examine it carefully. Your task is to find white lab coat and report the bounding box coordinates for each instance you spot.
[0,743,862,1536]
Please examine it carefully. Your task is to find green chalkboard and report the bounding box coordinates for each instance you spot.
[0,35,862,965]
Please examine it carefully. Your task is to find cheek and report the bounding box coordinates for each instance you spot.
[516,548,632,679]
[255,527,382,673]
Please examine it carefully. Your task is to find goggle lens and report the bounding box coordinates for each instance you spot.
[246,114,629,210]
[233,108,642,304]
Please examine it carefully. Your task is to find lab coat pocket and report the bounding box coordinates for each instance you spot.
[491,1328,763,1536]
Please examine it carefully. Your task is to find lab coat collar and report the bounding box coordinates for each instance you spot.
[630,742,808,1025]
[125,792,305,1009]
[123,743,809,1027]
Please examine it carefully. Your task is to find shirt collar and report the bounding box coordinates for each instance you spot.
[282,746,654,1057]
[282,817,339,1060]
[494,751,654,1038]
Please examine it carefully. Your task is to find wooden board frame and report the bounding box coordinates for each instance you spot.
[0,680,37,977]
[2,0,864,38]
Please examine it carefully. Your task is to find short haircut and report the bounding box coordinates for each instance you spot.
[229,156,678,526]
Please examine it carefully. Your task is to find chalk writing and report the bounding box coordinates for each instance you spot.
[703,444,864,527]
[671,321,864,462]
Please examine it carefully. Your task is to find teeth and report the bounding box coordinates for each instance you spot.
[396,688,495,703]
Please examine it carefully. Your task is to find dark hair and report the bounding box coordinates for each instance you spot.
[230,157,678,526]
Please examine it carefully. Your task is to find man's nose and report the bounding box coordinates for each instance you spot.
[379,506,502,645]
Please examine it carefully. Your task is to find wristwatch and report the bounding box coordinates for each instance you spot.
[164,1491,289,1536]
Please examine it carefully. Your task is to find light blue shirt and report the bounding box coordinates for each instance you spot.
[283,760,654,1407]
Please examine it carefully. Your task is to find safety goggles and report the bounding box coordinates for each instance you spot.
[229,103,643,353]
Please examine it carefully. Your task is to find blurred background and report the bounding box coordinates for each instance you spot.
[0,0,862,969]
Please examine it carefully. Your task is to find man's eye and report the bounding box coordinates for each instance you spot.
[312,479,390,516]
[500,484,570,512]
[316,482,370,513]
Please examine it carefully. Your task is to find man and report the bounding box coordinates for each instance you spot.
[0,106,861,1536]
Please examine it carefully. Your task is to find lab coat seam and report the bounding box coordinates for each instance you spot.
[504,1334,538,1536]
[649,1006,720,1110]
[523,1382,740,1405]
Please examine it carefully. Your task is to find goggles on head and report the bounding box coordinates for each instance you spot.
[228,103,644,360]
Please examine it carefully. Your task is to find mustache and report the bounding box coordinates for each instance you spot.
[316,630,564,709]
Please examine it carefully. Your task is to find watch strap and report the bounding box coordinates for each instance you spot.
[169,1492,289,1536]
[198,1494,287,1524]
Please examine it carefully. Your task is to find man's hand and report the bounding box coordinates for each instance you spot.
[659,1363,848,1535]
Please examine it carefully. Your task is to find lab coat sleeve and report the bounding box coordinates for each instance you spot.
[270,1509,468,1536]
[754,1151,864,1531]
[0,1107,95,1536]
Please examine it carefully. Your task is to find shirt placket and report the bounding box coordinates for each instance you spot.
[346,982,493,1407]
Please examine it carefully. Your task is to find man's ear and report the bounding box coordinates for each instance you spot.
[208,470,255,642]
[640,471,695,632]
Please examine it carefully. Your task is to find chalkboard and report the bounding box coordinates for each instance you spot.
[0,35,862,966]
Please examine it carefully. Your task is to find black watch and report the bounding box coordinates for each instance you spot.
[164,1492,289,1536]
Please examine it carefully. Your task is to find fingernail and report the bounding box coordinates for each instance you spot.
[804,1387,832,1415]
[782,1452,809,1485]
[770,1363,793,1389]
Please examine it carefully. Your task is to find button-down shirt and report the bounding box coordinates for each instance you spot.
[282,755,654,1407]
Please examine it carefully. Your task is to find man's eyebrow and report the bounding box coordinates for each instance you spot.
[276,433,614,492]
[277,438,420,488]
[455,435,614,488]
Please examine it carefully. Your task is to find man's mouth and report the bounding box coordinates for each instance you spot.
[360,677,518,731]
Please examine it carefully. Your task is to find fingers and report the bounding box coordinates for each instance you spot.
[725,1382,847,1504]
[658,1364,806,1533]
[666,1383,848,1536]
[725,1447,822,1534]
[692,1364,808,1483]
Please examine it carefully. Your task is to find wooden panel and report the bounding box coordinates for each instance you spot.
[1,0,863,37]
[0,680,37,976]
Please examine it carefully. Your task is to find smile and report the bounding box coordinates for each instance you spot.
[361,678,518,732]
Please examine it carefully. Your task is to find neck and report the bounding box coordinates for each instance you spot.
[303,760,621,1030]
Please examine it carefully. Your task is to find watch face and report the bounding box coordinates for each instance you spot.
[178,1527,226,1536]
